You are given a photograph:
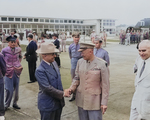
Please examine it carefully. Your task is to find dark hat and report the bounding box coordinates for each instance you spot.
[52,33,58,38]
[6,35,17,42]
[27,34,33,38]
[78,42,95,52]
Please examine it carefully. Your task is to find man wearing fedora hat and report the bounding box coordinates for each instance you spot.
[35,42,70,120]
[66,42,110,120]
[52,33,61,68]
[2,35,23,110]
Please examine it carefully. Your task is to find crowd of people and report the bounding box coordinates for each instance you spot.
[0,28,150,120]
[119,29,149,46]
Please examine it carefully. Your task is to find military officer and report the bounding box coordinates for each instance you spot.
[67,42,110,120]
[94,38,110,66]
[2,35,23,110]
[0,53,6,120]
[68,32,82,101]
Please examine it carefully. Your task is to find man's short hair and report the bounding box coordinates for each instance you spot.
[28,34,33,39]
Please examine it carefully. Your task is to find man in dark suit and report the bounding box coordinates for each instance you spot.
[35,42,70,120]
[52,34,61,68]
[23,34,37,83]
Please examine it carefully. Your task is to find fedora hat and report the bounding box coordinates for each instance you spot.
[36,42,59,54]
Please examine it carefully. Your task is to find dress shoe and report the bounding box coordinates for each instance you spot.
[13,104,21,109]
[69,96,75,102]
[27,81,35,83]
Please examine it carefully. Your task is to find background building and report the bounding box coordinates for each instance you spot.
[0,15,116,38]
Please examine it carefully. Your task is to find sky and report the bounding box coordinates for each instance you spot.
[0,0,150,26]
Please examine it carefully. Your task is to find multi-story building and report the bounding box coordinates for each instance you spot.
[0,15,116,37]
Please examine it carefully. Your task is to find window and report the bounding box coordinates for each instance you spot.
[50,25,54,28]
[77,21,79,23]
[74,25,77,28]
[55,20,59,23]
[1,17,7,21]
[60,25,64,28]
[32,25,37,28]
[40,19,44,22]
[34,19,38,22]
[64,20,67,23]
[22,18,27,21]
[3,24,9,28]
[73,20,76,23]
[50,19,54,23]
[44,25,48,28]
[15,18,20,21]
[25,24,31,28]
[55,25,59,28]
[38,25,43,28]
[81,21,83,23]
[28,18,33,22]
[65,25,68,29]
[60,20,63,23]
[9,18,14,21]
[69,20,72,23]
[78,26,81,28]
[107,20,109,22]
[21,24,24,28]
[90,26,93,29]
[45,19,49,22]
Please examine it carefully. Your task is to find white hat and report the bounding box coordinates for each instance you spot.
[36,42,59,54]
[93,30,95,32]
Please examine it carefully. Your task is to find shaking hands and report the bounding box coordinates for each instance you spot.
[63,88,72,97]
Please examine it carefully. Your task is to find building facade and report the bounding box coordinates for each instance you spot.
[0,15,116,37]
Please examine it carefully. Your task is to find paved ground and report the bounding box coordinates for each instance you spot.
[4,42,138,120]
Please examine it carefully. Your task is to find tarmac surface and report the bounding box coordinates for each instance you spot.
[4,41,138,120]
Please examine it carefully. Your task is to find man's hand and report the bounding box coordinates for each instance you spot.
[101,105,107,114]
[63,89,72,97]
[23,56,26,59]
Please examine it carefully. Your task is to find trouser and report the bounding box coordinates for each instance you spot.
[78,107,102,120]
[5,73,19,108]
[61,40,66,52]
[130,108,145,120]
[104,38,107,46]
[55,57,60,67]
[40,109,62,120]
[0,78,4,116]
[71,69,76,97]
[125,38,130,45]
[28,62,36,82]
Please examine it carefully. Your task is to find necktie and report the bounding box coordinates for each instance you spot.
[139,61,146,77]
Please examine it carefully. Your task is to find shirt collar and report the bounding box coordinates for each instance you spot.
[43,59,50,65]
[29,40,33,43]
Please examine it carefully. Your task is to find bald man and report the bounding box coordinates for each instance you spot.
[130,40,150,120]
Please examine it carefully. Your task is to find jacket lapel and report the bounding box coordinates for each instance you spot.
[41,60,57,78]
[138,58,150,83]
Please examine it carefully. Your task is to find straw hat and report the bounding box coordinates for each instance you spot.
[36,42,59,54]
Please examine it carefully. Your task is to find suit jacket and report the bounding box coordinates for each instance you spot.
[35,60,65,112]
[25,41,37,62]
[53,39,60,49]
[70,57,109,110]
[0,53,6,83]
[131,57,150,119]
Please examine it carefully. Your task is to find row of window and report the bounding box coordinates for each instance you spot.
[0,24,93,29]
[1,17,83,24]
[103,20,115,23]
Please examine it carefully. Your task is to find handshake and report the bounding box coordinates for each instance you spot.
[63,88,72,97]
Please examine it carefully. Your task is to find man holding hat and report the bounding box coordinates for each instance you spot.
[2,35,23,110]
[68,32,82,101]
[94,38,110,66]
[60,32,67,52]
[24,34,37,83]
[35,42,70,120]
[0,53,6,120]
[67,42,110,120]
[33,31,38,43]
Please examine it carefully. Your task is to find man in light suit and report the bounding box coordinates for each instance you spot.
[35,43,70,120]
[130,40,150,120]
[66,42,110,120]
